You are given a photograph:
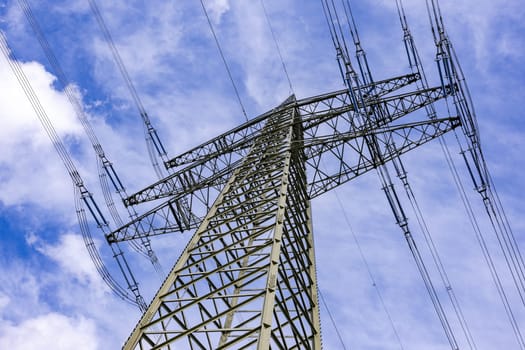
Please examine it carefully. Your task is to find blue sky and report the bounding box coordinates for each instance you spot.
[0,0,524,349]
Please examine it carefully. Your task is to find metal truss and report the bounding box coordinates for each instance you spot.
[116,72,461,349]
[107,74,459,243]
[123,100,321,349]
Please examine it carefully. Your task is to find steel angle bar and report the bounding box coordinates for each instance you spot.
[307,116,460,197]
[126,84,449,207]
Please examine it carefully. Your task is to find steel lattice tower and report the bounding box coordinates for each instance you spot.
[125,98,322,348]
[96,0,519,348]
[109,76,460,348]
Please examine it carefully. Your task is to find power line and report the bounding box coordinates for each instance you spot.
[319,289,349,350]
[16,0,163,275]
[332,190,405,350]
[322,2,461,348]
[260,0,294,95]
[88,0,169,179]
[425,0,525,346]
[392,2,478,348]
[0,30,147,310]
[199,0,249,122]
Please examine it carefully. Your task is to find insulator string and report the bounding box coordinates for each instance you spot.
[0,30,147,310]
[16,0,163,275]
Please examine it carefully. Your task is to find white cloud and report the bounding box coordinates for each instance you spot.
[0,258,44,321]
[0,235,140,349]
[0,293,9,312]
[0,313,99,350]
[0,55,82,212]
[35,233,106,291]
[375,0,525,75]
[24,231,38,246]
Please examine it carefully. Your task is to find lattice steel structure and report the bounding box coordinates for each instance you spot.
[124,98,321,348]
[112,72,460,348]
[110,77,456,243]
[92,0,519,347]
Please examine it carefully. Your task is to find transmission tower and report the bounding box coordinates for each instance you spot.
[109,73,458,348]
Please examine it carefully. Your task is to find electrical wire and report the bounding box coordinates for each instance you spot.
[446,132,524,349]
[199,0,248,122]
[392,0,525,346]
[16,0,163,275]
[376,164,460,350]
[322,2,461,348]
[87,0,196,244]
[392,2,479,348]
[319,289,349,350]
[333,190,405,350]
[340,0,373,87]
[259,0,294,95]
[0,30,146,310]
[87,0,168,179]
[424,0,525,347]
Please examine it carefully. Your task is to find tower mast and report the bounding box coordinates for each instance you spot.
[124,97,322,348]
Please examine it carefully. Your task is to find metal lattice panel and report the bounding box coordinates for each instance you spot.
[124,98,321,349]
[108,80,458,244]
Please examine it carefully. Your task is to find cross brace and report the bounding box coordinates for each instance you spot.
[123,101,321,349]
[107,74,459,243]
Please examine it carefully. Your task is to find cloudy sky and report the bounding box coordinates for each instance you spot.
[0,0,524,349]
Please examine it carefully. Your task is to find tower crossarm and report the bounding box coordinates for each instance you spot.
[107,164,238,243]
[124,82,449,208]
[124,153,246,207]
[299,84,451,132]
[305,116,460,198]
[164,73,419,170]
[107,113,458,244]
